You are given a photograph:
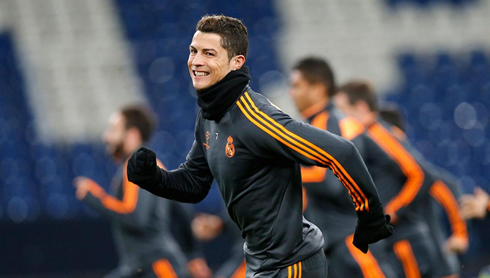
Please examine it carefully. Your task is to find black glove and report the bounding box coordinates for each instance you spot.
[127,147,162,189]
[353,206,394,253]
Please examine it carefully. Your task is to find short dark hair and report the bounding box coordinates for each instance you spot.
[196,14,248,60]
[337,80,378,112]
[120,105,156,143]
[293,57,336,97]
[379,104,405,132]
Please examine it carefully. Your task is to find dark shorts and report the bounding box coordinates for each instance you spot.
[245,249,327,278]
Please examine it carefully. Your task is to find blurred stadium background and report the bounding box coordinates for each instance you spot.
[0,0,489,277]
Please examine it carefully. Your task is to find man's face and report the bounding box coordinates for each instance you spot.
[289,70,314,113]
[103,113,127,160]
[188,31,235,91]
[334,92,361,120]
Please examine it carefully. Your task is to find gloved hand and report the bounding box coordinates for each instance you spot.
[127,147,162,189]
[353,206,394,253]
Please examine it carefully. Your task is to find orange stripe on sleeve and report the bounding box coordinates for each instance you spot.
[100,159,166,214]
[393,240,421,278]
[152,262,163,278]
[239,93,370,211]
[85,179,106,199]
[164,260,178,278]
[430,180,468,240]
[236,99,362,210]
[231,261,246,278]
[247,95,369,211]
[152,259,177,278]
[288,265,292,278]
[345,234,386,278]
[237,97,366,210]
[152,259,164,277]
[99,160,139,214]
[368,123,424,218]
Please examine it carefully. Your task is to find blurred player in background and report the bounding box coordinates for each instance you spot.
[336,81,468,278]
[126,15,393,277]
[380,104,469,277]
[74,105,211,278]
[288,57,395,278]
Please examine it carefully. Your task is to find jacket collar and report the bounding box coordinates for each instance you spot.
[196,67,251,122]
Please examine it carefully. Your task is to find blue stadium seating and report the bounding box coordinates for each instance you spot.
[385,50,490,193]
[0,33,40,222]
[0,37,114,219]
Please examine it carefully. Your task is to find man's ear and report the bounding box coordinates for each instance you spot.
[356,101,372,115]
[126,127,142,143]
[311,83,327,99]
[233,55,246,70]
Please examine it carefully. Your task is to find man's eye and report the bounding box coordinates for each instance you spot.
[206,52,214,56]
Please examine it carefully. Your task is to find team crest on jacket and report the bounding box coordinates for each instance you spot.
[225,136,235,158]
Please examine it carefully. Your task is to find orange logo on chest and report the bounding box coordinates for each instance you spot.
[203,131,210,150]
[225,136,235,158]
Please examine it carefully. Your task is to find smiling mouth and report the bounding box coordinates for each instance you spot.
[193,71,210,77]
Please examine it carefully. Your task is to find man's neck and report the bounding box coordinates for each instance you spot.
[361,112,378,128]
[301,98,329,119]
[196,66,251,121]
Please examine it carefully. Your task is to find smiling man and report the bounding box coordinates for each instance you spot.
[126,15,393,277]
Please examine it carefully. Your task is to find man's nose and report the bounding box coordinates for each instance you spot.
[192,53,204,66]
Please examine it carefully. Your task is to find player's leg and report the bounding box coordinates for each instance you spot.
[327,235,389,278]
[369,239,397,278]
[298,249,328,277]
[390,234,437,278]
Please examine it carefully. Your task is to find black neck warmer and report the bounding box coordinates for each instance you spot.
[196,66,251,121]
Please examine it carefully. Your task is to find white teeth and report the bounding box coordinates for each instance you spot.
[195,71,208,77]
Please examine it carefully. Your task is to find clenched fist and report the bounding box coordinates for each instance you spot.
[127,147,162,189]
[353,206,394,253]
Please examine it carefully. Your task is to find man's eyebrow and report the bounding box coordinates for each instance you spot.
[189,45,217,53]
